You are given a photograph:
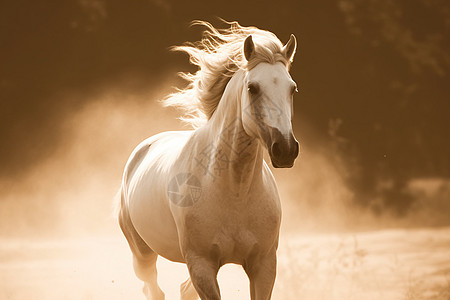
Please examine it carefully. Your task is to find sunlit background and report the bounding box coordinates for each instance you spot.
[1,1,449,299]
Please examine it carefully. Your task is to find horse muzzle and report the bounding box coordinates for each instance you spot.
[267,128,299,168]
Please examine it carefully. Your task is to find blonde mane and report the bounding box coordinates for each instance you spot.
[164,21,292,127]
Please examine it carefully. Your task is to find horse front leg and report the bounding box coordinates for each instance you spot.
[244,250,277,300]
[185,254,221,300]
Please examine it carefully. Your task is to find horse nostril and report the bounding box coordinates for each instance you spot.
[294,141,299,157]
[271,142,282,158]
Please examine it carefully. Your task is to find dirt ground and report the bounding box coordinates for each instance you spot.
[1,227,449,300]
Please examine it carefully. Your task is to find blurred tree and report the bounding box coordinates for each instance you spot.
[334,0,450,213]
[1,0,449,216]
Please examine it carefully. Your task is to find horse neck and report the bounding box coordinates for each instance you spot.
[200,70,264,189]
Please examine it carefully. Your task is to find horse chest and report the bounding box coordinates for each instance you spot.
[182,195,281,263]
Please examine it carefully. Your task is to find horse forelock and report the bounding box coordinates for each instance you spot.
[163,21,291,128]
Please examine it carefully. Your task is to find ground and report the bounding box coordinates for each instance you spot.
[1,227,449,300]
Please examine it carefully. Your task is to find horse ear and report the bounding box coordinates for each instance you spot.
[282,34,297,62]
[244,35,255,61]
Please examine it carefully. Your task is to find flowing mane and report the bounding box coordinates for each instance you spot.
[164,21,292,127]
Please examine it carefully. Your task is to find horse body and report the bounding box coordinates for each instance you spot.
[119,22,299,300]
[123,71,282,262]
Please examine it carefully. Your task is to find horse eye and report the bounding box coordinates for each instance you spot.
[248,83,259,95]
[291,85,298,95]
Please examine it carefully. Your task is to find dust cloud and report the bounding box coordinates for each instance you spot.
[0,77,183,238]
[1,77,449,300]
[1,74,449,239]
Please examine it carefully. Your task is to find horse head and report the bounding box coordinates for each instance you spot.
[241,34,299,168]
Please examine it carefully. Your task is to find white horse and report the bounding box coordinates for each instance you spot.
[118,21,299,300]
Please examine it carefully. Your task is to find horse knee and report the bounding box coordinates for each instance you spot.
[133,255,165,300]
[180,277,199,300]
[180,278,191,294]
[133,255,158,280]
[186,258,220,300]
